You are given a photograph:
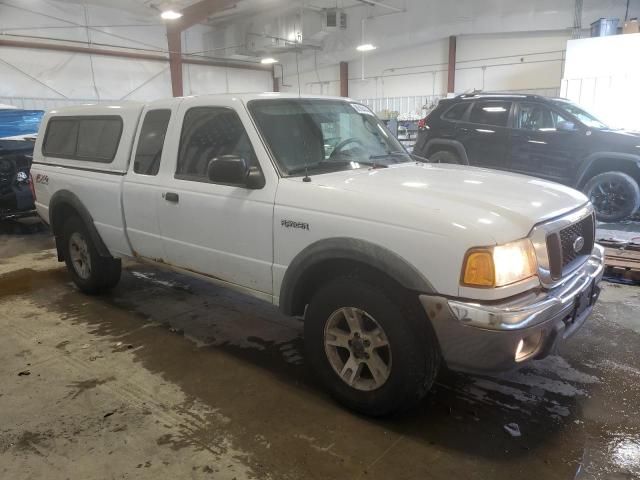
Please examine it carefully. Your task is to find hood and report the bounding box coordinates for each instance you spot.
[309,162,588,244]
[592,128,640,150]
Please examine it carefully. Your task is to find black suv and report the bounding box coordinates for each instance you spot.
[0,138,37,221]
[414,93,640,222]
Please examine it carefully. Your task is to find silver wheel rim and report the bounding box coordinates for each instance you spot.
[69,232,91,280]
[323,307,392,391]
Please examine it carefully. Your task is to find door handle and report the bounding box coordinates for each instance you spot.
[163,192,179,203]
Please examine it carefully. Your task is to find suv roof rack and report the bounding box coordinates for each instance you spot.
[456,91,540,100]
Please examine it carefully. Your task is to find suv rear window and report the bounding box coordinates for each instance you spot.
[468,101,512,127]
[442,103,469,121]
[43,116,123,162]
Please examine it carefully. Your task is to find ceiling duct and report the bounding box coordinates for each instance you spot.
[325,8,347,29]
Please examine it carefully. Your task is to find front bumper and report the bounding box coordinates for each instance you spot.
[420,244,605,374]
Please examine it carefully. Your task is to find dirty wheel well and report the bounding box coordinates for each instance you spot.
[579,158,640,189]
[51,202,81,238]
[289,259,416,318]
[426,144,459,158]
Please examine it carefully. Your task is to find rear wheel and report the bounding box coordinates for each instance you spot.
[429,150,461,164]
[62,216,121,294]
[304,275,440,416]
[583,171,640,222]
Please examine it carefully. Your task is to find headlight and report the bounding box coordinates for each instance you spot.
[461,238,538,288]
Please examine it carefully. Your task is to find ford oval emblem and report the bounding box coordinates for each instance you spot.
[573,236,585,253]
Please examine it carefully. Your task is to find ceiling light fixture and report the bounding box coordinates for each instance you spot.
[161,10,183,20]
[356,43,377,52]
[260,57,278,64]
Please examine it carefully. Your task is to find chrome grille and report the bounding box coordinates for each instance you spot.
[546,212,595,279]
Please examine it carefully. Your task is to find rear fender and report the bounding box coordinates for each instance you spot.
[423,139,470,165]
[49,190,111,261]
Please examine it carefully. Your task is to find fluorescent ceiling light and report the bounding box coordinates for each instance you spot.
[161,10,183,20]
[356,44,377,52]
[261,57,278,64]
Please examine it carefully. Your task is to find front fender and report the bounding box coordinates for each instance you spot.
[279,237,435,316]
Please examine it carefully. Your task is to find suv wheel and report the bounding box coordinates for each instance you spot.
[304,275,440,416]
[583,171,640,222]
[62,216,121,294]
[429,150,461,164]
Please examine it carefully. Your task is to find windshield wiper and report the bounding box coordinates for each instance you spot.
[369,151,408,160]
[287,159,388,176]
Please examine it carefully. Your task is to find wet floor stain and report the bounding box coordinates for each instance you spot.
[1,251,640,479]
[66,377,116,400]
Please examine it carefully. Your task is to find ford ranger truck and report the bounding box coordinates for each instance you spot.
[31,94,604,416]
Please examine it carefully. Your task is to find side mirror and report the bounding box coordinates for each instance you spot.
[207,155,263,189]
[557,121,577,132]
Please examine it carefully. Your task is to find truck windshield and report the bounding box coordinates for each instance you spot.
[551,100,608,129]
[248,99,411,177]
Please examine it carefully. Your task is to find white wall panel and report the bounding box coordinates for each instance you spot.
[561,34,640,130]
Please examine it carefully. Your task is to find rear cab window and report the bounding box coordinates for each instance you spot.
[133,110,171,176]
[468,100,512,127]
[42,116,123,163]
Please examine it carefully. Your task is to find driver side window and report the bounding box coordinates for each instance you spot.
[517,103,571,132]
[176,107,258,183]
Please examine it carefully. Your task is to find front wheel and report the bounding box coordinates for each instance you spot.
[583,171,640,222]
[304,275,440,416]
[62,216,121,294]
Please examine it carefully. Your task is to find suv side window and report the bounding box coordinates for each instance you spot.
[134,110,171,176]
[516,103,575,131]
[176,107,259,184]
[516,103,556,131]
[442,102,470,121]
[468,101,512,127]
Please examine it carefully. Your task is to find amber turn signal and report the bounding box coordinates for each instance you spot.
[462,250,495,287]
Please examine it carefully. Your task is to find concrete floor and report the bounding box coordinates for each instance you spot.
[1,226,640,480]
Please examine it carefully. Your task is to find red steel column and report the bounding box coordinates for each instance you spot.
[340,61,348,97]
[447,35,457,94]
[167,27,183,97]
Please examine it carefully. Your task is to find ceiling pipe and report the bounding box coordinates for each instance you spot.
[355,0,403,12]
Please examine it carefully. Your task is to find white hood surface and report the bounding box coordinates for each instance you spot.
[306,162,588,245]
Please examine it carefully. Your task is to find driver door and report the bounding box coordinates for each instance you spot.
[155,97,278,297]
[510,102,586,184]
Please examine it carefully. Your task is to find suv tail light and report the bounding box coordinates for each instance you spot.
[417,118,428,130]
[29,173,36,202]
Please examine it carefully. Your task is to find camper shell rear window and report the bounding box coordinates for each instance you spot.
[42,116,123,163]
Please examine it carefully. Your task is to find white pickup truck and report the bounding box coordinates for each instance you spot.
[32,93,604,416]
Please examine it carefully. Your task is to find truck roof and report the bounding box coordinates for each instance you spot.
[46,93,358,116]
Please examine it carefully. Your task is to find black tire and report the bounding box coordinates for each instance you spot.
[583,171,640,222]
[61,216,121,294]
[304,274,440,416]
[429,150,461,164]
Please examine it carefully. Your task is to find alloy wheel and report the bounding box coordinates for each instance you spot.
[68,232,92,280]
[323,307,392,391]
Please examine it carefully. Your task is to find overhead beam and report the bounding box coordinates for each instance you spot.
[172,0,237,31]
[447,35,456,94]
[0,38,271,71]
